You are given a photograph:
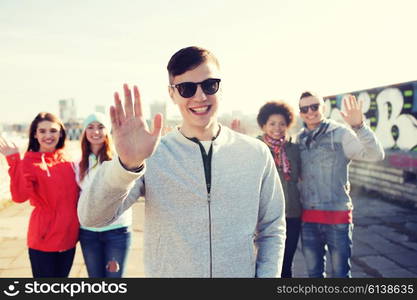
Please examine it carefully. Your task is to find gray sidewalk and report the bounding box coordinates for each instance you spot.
[0,191,416,278]
[0,200,145,278]
[292,190,417,277]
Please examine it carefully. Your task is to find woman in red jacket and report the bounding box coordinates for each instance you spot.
[0,112,79,277]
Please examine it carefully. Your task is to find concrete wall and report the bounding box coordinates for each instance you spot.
[349,151,417,208]
[324,80,417,208]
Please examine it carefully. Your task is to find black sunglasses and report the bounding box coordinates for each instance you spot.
[170,78,221,98]
[299,103,320,114]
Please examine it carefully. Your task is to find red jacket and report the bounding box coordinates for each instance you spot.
[7,150,80,252]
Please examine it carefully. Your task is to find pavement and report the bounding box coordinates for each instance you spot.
[0,190,416,278]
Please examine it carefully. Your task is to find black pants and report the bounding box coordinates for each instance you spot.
[28,247,76,278]
[281,217,301,278]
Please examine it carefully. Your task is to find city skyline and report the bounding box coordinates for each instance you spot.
[1,0,417,124]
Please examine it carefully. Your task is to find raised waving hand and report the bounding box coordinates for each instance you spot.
[0,136,19,157]
[110,84,163,169]
[340,94,364,128]
[230,119,246,134]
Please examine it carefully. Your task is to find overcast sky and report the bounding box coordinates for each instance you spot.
[1,0,417,123]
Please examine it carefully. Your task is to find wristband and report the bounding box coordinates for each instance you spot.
[351,121,364,130]
[119,157,144,173]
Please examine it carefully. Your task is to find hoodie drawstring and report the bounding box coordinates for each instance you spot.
[41,153,51,177]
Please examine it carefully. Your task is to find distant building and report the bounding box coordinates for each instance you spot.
[59,98,77,123]
[150,101,167,121]
[95,105,106,114]
[59,98,82,140]
[149,100,175,133]
[231,110,244,119]
[218,112,260,137]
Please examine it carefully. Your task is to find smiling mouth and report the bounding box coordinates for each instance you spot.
[189,105,211,115]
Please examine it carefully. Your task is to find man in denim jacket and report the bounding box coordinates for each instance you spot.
[297,91,384,277]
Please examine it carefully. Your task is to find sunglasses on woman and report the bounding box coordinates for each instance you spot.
[299,103,320,114]
[170,78,221,98]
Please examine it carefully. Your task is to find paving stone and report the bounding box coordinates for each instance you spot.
[352,240,378,257]
[351,260,366,274]
[378,215,415,224]
[130,232,144,251]
[78,267,88,278]
[354,199,407,217]
[0,241,26,258]
[405,216,417,223]
[0,267,32,277]
[404,242,417,251]
[379,268,417,278]
[368,226,412,244]
[387,251,417,268]
[69,264,87,278]
[292,251,308,278]
[408,267,417,275]
[125,249,144,278]
[359,255,402,272]
[353,217,381,226]
[0,206,23,218]
[73,245,85,264]
[353,227,374,240]
[0,257,14,269]
[0,216,28,239]
[405,222,417,232]
[368,224,394,234]
[356,233,411,254]
[10,252,30,269]
[351,271,373,278]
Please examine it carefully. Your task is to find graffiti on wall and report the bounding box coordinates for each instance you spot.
[324,80,417,152]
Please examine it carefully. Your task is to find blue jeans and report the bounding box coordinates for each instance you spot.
[79,227,131,278]
[281,218,301,278]
[301,222,353,278]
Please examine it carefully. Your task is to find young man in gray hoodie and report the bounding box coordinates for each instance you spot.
[78,46,286,277]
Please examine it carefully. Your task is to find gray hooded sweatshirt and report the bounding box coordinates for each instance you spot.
[78,125,286,277]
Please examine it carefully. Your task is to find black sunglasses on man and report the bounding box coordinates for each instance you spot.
[170,78,221,98]
[299,103,320,114]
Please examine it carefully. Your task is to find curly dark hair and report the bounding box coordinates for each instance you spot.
[257,101,295,129]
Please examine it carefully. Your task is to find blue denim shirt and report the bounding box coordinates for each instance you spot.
[297,119,384,211]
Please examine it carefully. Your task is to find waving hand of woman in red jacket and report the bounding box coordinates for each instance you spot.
[0,112,80,278]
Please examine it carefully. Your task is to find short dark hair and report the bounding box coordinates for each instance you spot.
[257,101,295,128]
[167,46,220,82]
[299,90,322,101]
[27,112,67,152]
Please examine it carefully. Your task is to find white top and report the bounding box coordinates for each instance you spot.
[75,154,132,231]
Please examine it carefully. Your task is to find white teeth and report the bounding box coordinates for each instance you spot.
[190,106,209,113]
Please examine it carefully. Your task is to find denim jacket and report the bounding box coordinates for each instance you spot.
[297,119,384,211]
